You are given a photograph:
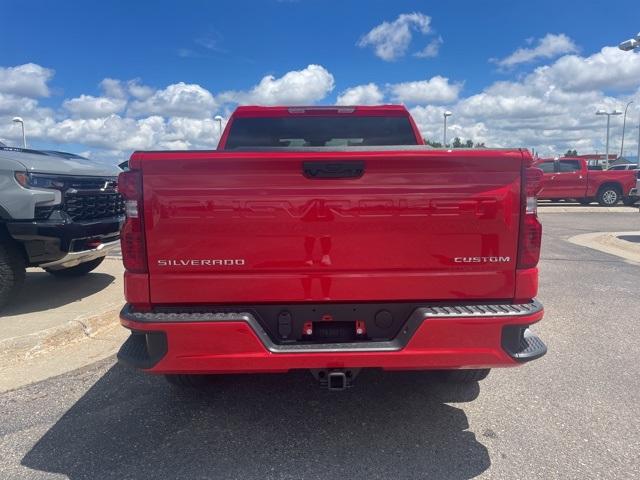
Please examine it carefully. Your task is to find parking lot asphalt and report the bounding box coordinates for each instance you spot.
[1,212,639,479]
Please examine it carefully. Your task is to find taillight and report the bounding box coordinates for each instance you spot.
[517,167,543,269]
[118,170,147,273]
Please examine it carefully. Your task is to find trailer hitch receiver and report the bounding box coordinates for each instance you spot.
[310,368,361,391]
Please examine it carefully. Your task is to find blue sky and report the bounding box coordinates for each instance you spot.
[1,0,640,160]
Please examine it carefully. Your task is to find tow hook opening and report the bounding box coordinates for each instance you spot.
[310,368,361,391]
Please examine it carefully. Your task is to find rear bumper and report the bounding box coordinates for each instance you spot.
[118,300,546,374]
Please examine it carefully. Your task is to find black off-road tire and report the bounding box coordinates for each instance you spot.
[0,239,26,310]
[165,374,212,389]
[438,369,491,383]
[597,185,621,206]
[45,256,105,277]
[622,196,638,206]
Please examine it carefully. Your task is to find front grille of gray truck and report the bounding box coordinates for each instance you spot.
[63,190,125,221]
[31,174,125,222]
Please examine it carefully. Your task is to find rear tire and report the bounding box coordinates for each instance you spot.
[45,256,105,277]
[438,369,491,383]
[0,239,26,310]
[165,374,212,388]
[597,185,621,206]
[577,198,592,205]
[622,196,638,206]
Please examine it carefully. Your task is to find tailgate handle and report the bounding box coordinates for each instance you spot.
[303,161,365,179]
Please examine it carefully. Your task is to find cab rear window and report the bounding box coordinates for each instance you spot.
[223,116,419,149]
[538,162,555,173]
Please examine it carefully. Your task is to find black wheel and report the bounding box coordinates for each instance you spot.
[0,239,26,310]
[45,256,105,277]
[577,198,592,205]
[597,185,621,206]
[438,369,491,383]
[165,374,212,388]
[622,196,638,206]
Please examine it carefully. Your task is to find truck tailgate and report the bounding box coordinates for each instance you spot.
[138,150,523,304]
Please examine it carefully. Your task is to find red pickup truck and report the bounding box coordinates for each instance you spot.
[116,105,546,390]
[535,157,637,206]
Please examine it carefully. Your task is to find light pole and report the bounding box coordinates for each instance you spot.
[636,117,640,168]
[620,101,634,158]
[596,109,622,169]
[214,115,223,137]
[443,111,452,147]
[12,117,26,148]
[617,33,640,167]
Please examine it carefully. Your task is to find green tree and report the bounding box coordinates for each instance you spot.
[564,149,578,157]
[452,137,463,148]
[474,142,486,148]
[424,139,443,148]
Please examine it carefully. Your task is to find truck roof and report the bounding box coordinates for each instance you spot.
[231,105,411,117]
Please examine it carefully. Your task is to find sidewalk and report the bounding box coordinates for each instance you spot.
[538,204,638,213]
[568,231,640,264]
[0,256,126,390]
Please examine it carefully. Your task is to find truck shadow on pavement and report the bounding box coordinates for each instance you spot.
[22,363,490,479]
[2,271,115,316]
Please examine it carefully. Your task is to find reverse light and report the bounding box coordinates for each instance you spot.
[118,170,147,273]
[517,167,543,269]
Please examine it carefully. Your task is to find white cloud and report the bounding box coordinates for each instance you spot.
[0,93,39,115]
[63,95,127,118]
[536,46,640,92]
[128,82,217,118]
[390,76,461,104]
[2,48,640,164]
[219,64,334,105]
[494,33,578,69]
[99,78,154,100]
[0,63,54,98]
[407,47,640,155]
[336,83,384,105]
[414,36,443,58]
[358,13,432,61]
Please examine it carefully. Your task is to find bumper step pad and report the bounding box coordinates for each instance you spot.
[503,328,547,362]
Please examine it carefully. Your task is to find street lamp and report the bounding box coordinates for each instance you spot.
[618,35,640,168]
[620,101,634,158]
[637,118,640,169]
[443,111,452,147]
[12,117,26,148]
[214,115,223,137]
[618,32,640,51]
[596,109,622,169]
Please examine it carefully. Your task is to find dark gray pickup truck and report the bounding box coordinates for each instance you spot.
[0,146,124,309]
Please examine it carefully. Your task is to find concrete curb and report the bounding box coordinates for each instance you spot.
[0,307,120,367]
[539,206,639,213]
[567,231,640,264]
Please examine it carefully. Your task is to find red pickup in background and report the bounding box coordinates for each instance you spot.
[535,157,638,206]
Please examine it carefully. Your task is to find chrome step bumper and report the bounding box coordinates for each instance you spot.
[40,239,120,270]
